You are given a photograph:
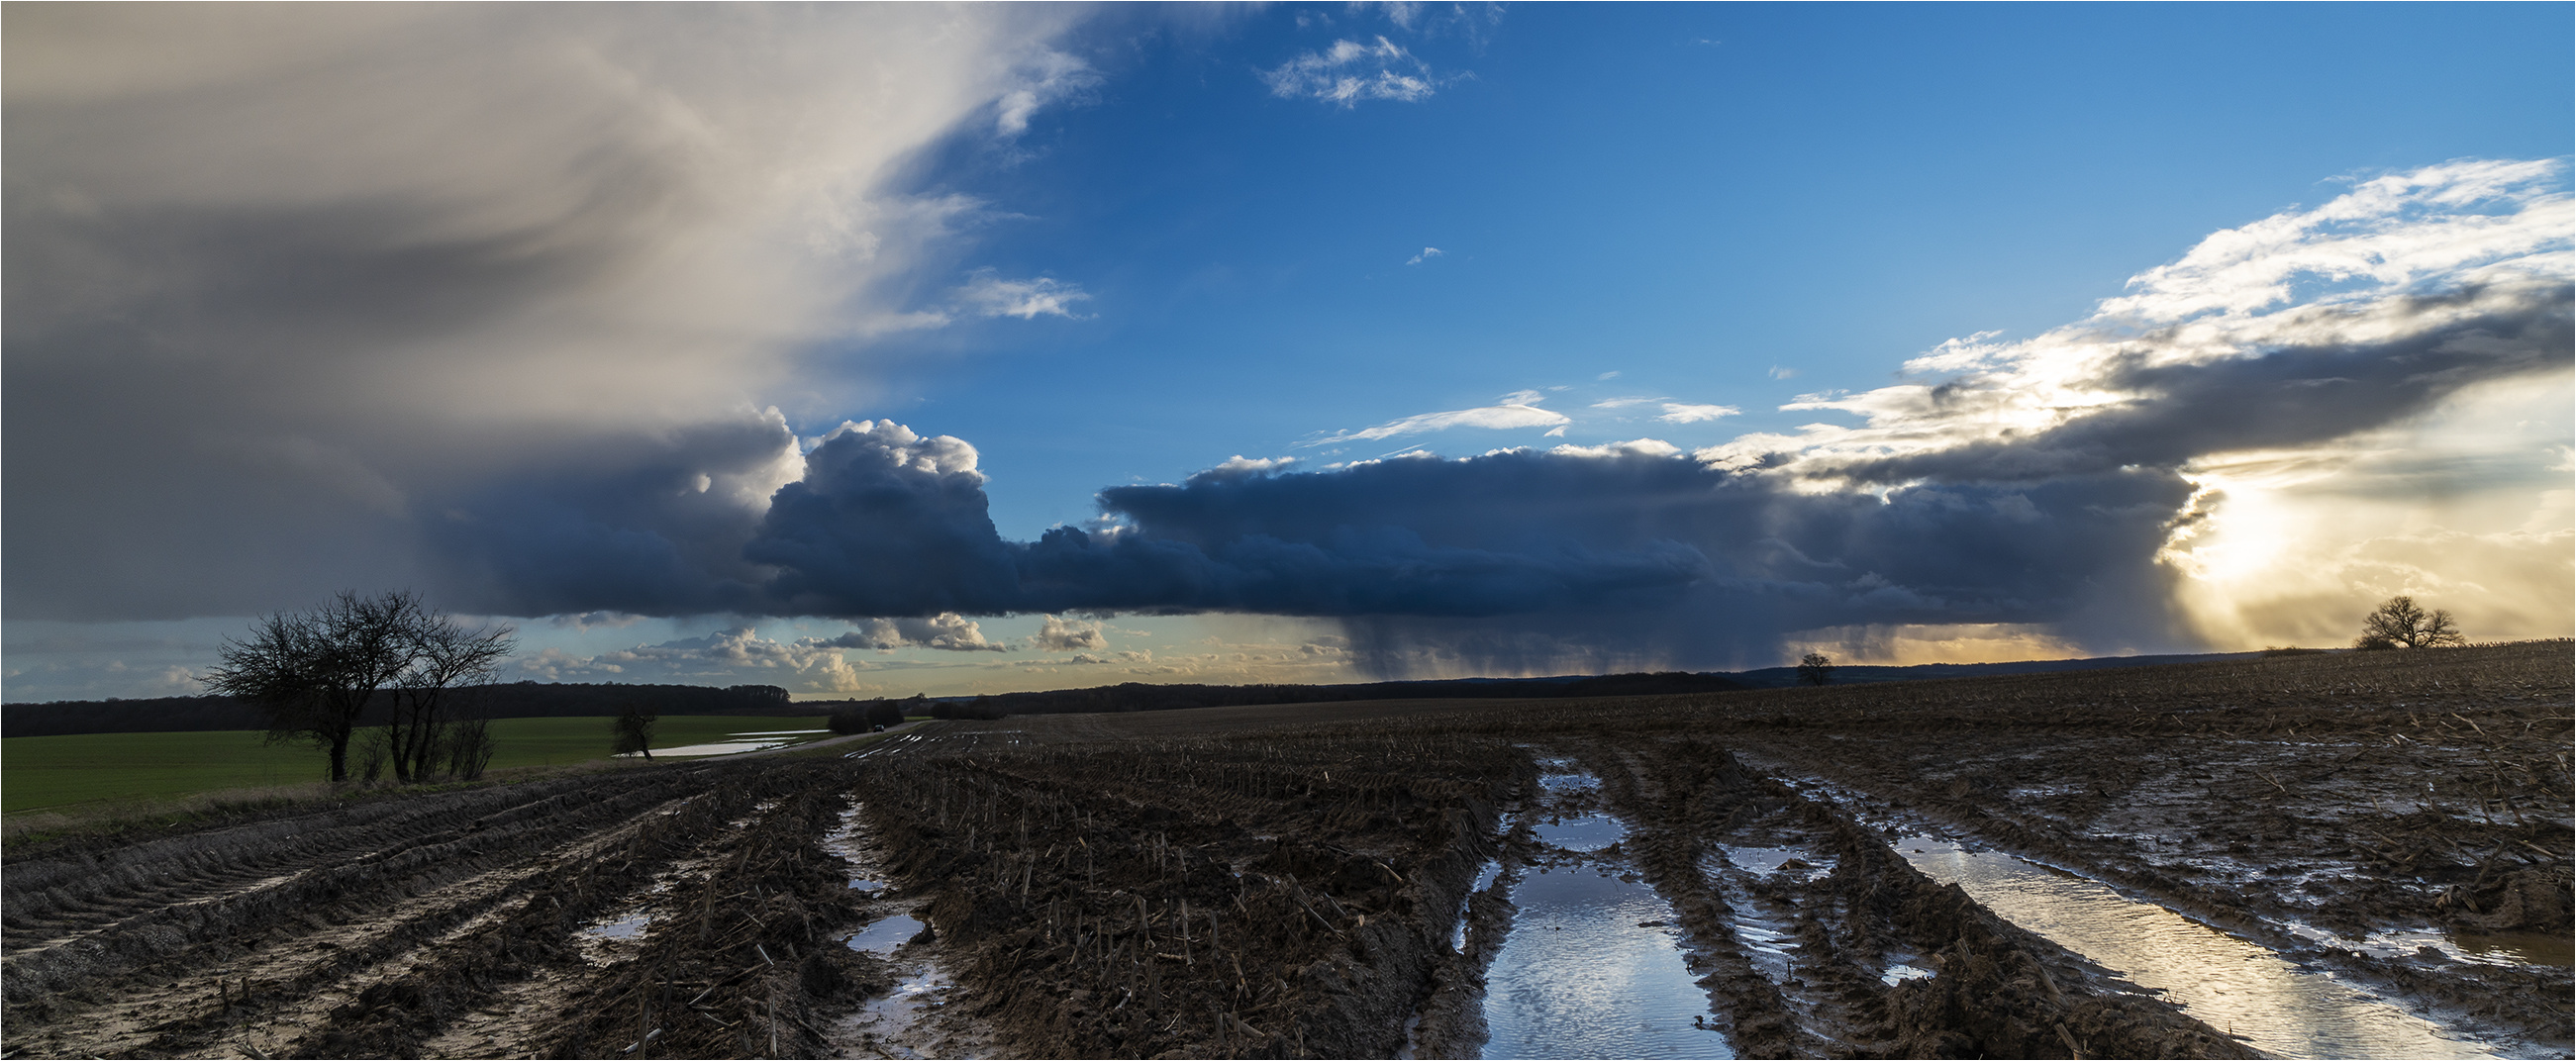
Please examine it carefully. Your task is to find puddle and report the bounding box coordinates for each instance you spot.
[2447,930,2573,969]
[844,914,924,955]
[836,965,965,1059]
[1880,962,1934,987]
[1536,814,1626,853]
[2286,923,2575,971]
[1476,762,1732,1060]
[822,802,890,893]
[1483,865,1727,1059]
[1717,845,1833,881]
[1893,834,2499,1060]
[580,911,650,940]
[623,728,831,758]
[1452,859,1504,951]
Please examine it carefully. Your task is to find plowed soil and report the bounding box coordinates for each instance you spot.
[4,641,2565,1058]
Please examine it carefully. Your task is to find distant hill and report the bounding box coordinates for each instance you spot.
[1726,650,2278,689]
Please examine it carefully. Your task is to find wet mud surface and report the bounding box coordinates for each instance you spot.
[3,642,2563,1058]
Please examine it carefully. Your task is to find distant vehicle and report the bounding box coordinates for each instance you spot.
[872,723,887,732]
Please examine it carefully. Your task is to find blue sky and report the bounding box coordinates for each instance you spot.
[900,2,2572,543]
[6,4,2570,701]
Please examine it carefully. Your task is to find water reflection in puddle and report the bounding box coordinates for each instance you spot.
[1536,814,1626,853]
[1893,834,2497,1060]
[2287,923,2576,972]
[845,913,924,955]
[581,912,650,940]
[1476,762,1731,1060]
[1482,866,1727,1059]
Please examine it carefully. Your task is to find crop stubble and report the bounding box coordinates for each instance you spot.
[1,642,2564,1057]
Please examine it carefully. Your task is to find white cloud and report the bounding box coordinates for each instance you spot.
[1596,370,1621,381]
[955,269,1092,319]
[1028,614,1108,651]
[1590,396,1666,410]
[1261,37,1446,107]
[1656,403,1740,424]
[993,48,1097,137]
[1199,454,1298,479]
[1738,160,2572,482]
[1303,391,1571,445]
[1407,246,1443,265]
[1550,438,1684,460]
[816,613,1005,652]
[1766,365,1798,380]
[516,627,874,694]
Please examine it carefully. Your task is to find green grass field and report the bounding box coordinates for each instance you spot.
[0,716,834,815]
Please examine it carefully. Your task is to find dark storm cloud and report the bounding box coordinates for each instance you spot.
[726,421,2189,671]
[2,5,1087,622]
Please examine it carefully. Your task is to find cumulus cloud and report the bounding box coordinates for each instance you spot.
[1301,391,1571,445]
[3,5,1088,622]
[516,627,873,694]
[1261,37,1446,107]
[816,613,1005,652]
[1029,615,1109,651]
[1407,246,1443,265]
[955,269,1093,319]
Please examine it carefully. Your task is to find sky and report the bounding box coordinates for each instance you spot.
[6,3,2570,702]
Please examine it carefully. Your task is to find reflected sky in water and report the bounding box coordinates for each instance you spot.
[845,913,925,955]
[1895,835,2496,1060]
[1481,865,1730,1060]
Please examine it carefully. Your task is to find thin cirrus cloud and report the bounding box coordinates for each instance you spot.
[1261,37,1446,107]
[1656,403,1740,424]
[1299,391,1571,446]
[955,269,1093,320]
[1590,397,1740,423]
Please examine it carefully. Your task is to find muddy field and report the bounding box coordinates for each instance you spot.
[3,642,2567,1058]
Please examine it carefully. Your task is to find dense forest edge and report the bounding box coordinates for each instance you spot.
[2,649,2286,736]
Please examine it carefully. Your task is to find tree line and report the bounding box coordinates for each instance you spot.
[854,671,1753,721]
[4,680,803,738]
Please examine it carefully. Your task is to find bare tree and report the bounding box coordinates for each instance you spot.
[2355,595,2465,650]
[204,591,427,783]
[613,706,657,760]
[444,715,499,781]
[1797,651,1834,686]
[387,614,516,783]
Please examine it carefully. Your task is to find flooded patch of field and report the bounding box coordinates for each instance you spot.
[1895,833,2500,1060]
[643,728,830,757]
